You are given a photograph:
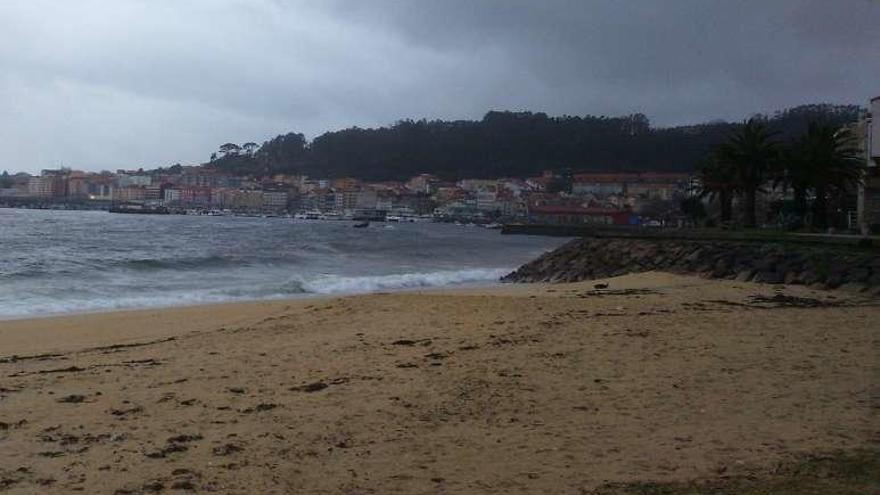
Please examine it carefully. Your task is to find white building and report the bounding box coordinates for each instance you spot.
[263,191,289,210]
[857,96,880,233]
[163,188,181,204]
[458,179,497,192]
[475,190,498,211]
[27,176,58,198]
[117,174,152,187]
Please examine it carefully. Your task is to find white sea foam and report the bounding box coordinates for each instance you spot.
[0,292,250,320]
[2,210,566,319]
[299,268,510,294]
[0,268,511,320]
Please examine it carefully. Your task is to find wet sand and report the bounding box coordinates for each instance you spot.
[0,272,877,494]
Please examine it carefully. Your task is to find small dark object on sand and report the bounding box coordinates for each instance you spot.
[144,444,188,458]
[594,283,609,289]
[110,406,143,416]
[37,366,86,374]
[748,293,844,308]
[58,394,86,403]
[391,338,432,346]
[290,382,329,393]
[212,443,244,456]
[167,434,203,443]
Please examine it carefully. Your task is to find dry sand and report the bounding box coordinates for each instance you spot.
[0,272,877,494]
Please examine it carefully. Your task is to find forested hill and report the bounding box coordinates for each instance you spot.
[206,104,861,181]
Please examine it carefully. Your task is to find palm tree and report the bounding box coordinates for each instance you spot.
[786,122,863,229]
[694,156,737,224]
[714,118,779,228]
[773,145,812,228]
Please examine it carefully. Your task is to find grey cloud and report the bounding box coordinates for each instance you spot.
[1,0,878,173]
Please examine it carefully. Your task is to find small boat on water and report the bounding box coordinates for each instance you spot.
[320,212,343,221]
[353,221,370,228]
[109,204,170,215]
[294,211,321,220]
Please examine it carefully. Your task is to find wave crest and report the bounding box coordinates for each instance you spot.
[299,268,508,294]
[118,255,249,271]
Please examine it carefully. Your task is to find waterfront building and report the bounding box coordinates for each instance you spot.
[572,172,690,198]
[334,190,358,211]
[857,96,880,234]
[498,178,529,196]
[27,176,59,198]
[164,186,212,207]
[113,185,148,202]
[397,192,435,215]
[475,188,498,211]
[164,188,181,205]
[525,176,551,192]
[627,182,681,201]
[406,174,438,193]
[262,190,289,211]
[457,178,496,192]
[375,191,394,211]
[572,174,626,195]
[117,174,152,187]
[67,172,90,198]
[331,177,361,191]
[527,205,635,226]
[232,190,264,211]
[86,177,114,201]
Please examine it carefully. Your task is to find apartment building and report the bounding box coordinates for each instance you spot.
[858,96,880,233]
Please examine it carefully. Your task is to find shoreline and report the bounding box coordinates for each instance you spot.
[0,272,867,357]
[1,272,876,493]
[0,280,538,357]
[0,279,512,325]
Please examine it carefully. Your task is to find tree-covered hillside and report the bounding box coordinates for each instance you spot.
[207,104,862,181]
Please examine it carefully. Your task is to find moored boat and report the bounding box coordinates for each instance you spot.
[109,204,170,215]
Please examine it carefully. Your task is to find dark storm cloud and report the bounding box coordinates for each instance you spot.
[327,0,879,120]
[1,0,878,173]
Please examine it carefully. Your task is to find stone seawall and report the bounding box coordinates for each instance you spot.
[503,237,880,294]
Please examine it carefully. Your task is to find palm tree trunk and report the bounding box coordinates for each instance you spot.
[743,188,757,228]
[794,187,807,228]
[812,186,828,229]
[720,190,732,223]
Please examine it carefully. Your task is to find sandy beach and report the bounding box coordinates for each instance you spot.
[0,272,877,494]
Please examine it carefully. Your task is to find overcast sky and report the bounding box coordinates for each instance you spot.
[2,0,878,173]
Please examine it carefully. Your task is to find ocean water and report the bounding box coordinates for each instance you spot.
[0,209,566,319]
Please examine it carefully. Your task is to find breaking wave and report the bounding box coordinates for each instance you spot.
[298,268,510,294]
[0,268,510,320]
[2,211,567,319]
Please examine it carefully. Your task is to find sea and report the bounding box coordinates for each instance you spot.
[0,209,566,319]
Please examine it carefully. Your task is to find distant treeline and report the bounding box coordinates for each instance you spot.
[205,104,862,181]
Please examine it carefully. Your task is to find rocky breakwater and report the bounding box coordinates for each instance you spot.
[503,237,880,294]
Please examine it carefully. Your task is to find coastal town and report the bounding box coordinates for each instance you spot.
[2,96,879,232]
[3,2,880,494]
[0,166,692,225]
